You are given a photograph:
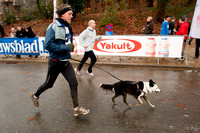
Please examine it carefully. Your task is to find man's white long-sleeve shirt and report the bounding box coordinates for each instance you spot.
[78,27,100,52]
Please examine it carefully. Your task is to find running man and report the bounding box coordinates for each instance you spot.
[30,4,89,116]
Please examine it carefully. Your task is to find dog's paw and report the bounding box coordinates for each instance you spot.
[99,83,102,88]
[114,102,118,105]
[151,105,155,108]
[128,104,132,107]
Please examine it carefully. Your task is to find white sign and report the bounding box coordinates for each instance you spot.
[76,36,184,58]
[189,0,200,38]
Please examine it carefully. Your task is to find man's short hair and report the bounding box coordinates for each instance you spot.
[180,17,185,22]
[148,16,153,21]
[171,16,175,20]
[165,15,171,19]
[184,14,188,18]
[88,20,95,26]
[56,4,72,17]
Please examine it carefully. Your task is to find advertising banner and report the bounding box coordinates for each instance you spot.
[0,37,40,55]
[189,0,200,38]
[0,36,184,58]
[76,35,184,58]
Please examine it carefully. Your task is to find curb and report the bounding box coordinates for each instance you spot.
[1,58,199,69]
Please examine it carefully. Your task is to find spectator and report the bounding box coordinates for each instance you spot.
[184,14,193,45]
[0,23,6,37]
[16,26,26,38]
[160,15,171,35]
[26,27,36,38]
[184,14,191,33]
[29,4,90,117]
[74,20,102,77]
[169,16,176,35]
[25,27,38,58]
[10,27,16,37]
[176,18,181,31]
[194,38,200,59]
[142,16,154,34]
[15,26,26,58]
[175,17,189,61]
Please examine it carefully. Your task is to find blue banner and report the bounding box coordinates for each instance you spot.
[0,37,40,55]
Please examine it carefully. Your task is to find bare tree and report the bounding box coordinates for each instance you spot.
[146,0,154,7]
[155,0,170,22]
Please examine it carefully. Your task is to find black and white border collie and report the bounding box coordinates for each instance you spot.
[100,79,160,108]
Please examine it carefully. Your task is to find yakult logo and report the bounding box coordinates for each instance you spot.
[197,15,200,22]
[196,14,200,28]
[94,39,141,53]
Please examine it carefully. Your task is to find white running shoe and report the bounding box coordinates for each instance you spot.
[86,71,94,76]
[74,68,82,76]
[74,107,90,116]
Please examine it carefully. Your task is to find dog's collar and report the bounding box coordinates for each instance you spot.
[136,82,146,94]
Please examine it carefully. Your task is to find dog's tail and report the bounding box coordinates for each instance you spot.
[100,83,114,92]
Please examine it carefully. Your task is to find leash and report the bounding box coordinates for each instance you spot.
[71,58,147,93]
[70,58,122,81]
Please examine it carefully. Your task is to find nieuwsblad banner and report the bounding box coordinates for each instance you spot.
[0,36,184,58]
[0,37,41,56]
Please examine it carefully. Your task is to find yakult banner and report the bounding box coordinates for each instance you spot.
[0,36,184,58]
[189,0,200,38]
[76,35,184,58]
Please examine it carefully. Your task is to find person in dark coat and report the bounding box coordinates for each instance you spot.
[25,27,38,58]
[16,26,26,38]
[142,16,154,34]
[15,26,26,58]
[0,24,6,37]
[26,27,36,38]
[169,16,176,35]
[194,38,200,59]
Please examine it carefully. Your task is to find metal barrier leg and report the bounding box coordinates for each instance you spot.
[185,40,190,66]
[157,58,159,65]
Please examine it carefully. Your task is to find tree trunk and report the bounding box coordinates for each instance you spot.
[146,0,154,7]
[57,0,63,7]
[113,0,116,11]
[129,0,140,8]
[187,0,194,5]
[155,0,166,22]
[36,0,41,13]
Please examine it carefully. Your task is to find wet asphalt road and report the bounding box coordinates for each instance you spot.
[0,62,200,133]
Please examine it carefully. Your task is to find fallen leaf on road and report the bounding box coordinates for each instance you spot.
[186,84,193,87]
[18,88,27,92]
[171,97,177,100]
[28,117,35,122]
[157,98,165,101]
[176,103,186,109]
